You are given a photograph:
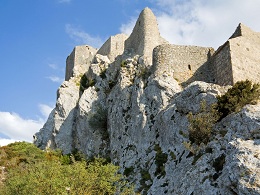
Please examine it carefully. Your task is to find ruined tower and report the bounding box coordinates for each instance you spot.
[65,45,97,81]
[97,34,128,62]
[212,23,260,85]
[124,7,168,65]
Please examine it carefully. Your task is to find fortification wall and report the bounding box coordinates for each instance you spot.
[97,34,128,61]
[152,44,214,86]
[229,36,260,84]
[211,42,233,85]
[65,45,97,81]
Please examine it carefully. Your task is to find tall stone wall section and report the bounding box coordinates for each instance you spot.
[65,45,97,81]
[152,44,214,86]
[212,23,260,85]
[97,34,128,61]
[211,42,233,85]
[229,36,260,84]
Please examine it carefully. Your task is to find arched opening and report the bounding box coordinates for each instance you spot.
[188,64,191,70]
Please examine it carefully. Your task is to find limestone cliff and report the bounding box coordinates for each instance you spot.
[34,8,260,195]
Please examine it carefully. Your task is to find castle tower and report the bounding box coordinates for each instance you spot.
[124,7,168,64]
[212,23,260,85]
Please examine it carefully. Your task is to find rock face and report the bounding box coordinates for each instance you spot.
[34,7,260,195]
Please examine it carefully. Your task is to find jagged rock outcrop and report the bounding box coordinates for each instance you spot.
[34,7,260,195]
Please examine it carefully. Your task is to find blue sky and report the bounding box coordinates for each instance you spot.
[1,0,260,145]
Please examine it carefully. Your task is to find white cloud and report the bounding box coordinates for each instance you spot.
[46,76,64,83]
[0,139,21,147]
[0,112,44,142]
[39,104,53,119]
[120,0,260,49]
[65,24,104,48]
[120,17,137,35]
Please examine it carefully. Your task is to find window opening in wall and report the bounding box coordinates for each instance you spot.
[139,21,141,26]
[188,64,191,70]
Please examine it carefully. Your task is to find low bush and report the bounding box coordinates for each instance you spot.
[217,80,260,119]
[0,142,135,195]
[188,101,220,145]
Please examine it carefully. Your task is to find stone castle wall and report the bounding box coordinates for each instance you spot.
[229,36,260,84]
[152,44,214,86]
[65,9,260,87]
[97,34,128,61]
[211,42,233,85]
[65,45,97,81]
[211,23,260,85]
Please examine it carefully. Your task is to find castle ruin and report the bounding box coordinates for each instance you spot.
[65,7,260,86]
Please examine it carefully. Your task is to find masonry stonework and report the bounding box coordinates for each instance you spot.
[65,45,97,81]
[97,34,128,62]
[65,8,260,86]
[152,44,214,86]
[124,7,168,65]
[211,23,260,85]
[211,42,233,85]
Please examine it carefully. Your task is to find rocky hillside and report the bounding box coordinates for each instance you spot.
[34,8,260,195]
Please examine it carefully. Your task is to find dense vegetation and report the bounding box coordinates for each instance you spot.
[0,142,135,195]
[188,80,260,145]
[216,80,260,119]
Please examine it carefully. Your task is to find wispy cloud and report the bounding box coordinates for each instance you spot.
[46,76,64,83]
[48,63,59,70]
[120,17,137,35]
[0,112,44,142]
[120,0,260,49]
[65,24,104,48]
[39,104,53,120]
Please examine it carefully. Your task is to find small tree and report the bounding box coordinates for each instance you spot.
[217,80,260,119]
[188,101,220,145]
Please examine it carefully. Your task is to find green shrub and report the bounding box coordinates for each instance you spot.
[0,143,135,195]
[124,166,134,177]
[217,80,260,119]
[121,60,127,67]
[79,74,88,91]
[139,169,152,195]
[79,74,96,92]
[88,105,108,130]
[0,142,45,168]
[154,144,168,177]
[88,105,109,141]
[188,101,220,145]
[137,66,150,80]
